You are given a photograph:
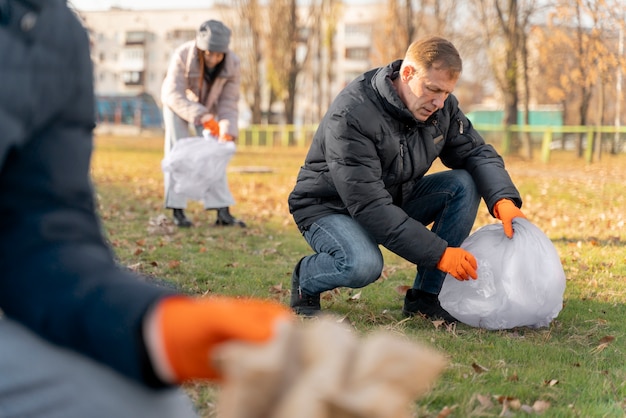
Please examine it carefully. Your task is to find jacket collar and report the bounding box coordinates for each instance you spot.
[372,60,438,127]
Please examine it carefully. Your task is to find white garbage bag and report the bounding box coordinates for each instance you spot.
[161,136,236,207]
[439,218,566,330]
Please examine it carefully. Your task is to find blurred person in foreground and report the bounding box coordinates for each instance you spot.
[161,19,245,228]
[0,1,290,416]
[288,36,526,321]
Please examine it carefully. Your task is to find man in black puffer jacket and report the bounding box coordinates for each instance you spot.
[288,37,526,321]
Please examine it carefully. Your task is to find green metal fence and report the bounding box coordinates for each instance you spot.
[238,124,625,163]
[238,124,319,148]
[474,124,626,163]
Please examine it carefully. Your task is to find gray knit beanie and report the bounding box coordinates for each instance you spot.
[196,20,231,52]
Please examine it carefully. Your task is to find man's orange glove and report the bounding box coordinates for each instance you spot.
[493,198,526,239]
[146,296,293,383]
[202,118,220,137]
[437,247,478,281]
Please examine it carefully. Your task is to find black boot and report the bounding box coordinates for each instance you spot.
[172,208,193,228]
[402,288,456,323]
[290,257,321,316]
[215,207,246,227]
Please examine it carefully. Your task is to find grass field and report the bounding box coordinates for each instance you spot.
[91,134,626,417]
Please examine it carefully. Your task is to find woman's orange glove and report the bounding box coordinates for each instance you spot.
[202,118,220,137]
[145,296,293,383]
[493,198,526,239]
[437,247,478,281]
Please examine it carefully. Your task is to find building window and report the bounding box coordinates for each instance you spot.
[121,48,145,71]
[126,31,147,45]
[345,47,369,60]
[167,29,196,42]
[122,71,144,86]
[345,24,371,37]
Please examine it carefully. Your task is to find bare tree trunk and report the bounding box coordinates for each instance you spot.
[519,17,533,160]
[594,78,604,162]
[574,2,590,158]
[233,0,264,124]
[498,0,520,154]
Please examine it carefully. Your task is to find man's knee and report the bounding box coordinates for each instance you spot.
[451,170,479,202]
[344,251,384,288]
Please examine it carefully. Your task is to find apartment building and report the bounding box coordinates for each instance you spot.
[76,3,384,126]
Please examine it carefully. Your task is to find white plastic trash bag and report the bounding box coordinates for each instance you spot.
[162,136,236,206]
[439,218,566,330]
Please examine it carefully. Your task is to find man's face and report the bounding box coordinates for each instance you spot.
[397,63,459,122]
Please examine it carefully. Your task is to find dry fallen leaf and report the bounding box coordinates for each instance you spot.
[437,406,455,417]
[476,394,493,409]
[348,291,361,301]
[395,285,411,295]
[591,335,615,354]
[506,398,522,410]
[532,400,551,413]
[127,262,142,272]
[269,283,286,295]
[432,319,445,329]
[598,335,615,344]
[147,214,176,235]
[496,395,518,405]
[168,260,181,269]
[472,362,489,373]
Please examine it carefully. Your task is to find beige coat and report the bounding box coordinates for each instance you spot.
[161,41,240,138]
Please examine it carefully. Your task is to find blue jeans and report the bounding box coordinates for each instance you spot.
[299,170,480,296]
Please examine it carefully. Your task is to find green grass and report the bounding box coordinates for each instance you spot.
[92,135,626,417]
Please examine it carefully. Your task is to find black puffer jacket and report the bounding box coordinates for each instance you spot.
[288,60,522,268]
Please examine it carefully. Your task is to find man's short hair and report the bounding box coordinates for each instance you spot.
[404,37,462,78]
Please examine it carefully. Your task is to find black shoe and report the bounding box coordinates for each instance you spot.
[290,258,321,316]
[172,208,193,228]
[402,288,456,323]
[215,207,246,227]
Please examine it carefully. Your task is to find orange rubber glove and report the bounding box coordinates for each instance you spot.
[202,118,220,137]
[149,296,293,383]
[493,198,526,239]
[436,247,478,281]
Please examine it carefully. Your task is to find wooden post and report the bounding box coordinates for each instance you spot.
[541,128,552,163]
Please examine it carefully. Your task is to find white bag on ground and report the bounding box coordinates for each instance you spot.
[161,136,236,207]
[439,218,566,330]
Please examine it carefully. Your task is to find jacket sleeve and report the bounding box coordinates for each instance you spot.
[161,43,209,124]
[324,111,448,268]
[0,0,175,388]
[439,98,522,215]
[215,53,240,138]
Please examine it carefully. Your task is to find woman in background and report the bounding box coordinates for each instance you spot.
[161,19,245,228]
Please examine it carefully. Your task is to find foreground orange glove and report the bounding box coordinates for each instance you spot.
[146,296,293,383]
[493,198,526,239]
[436,247,478,281]
[202,118,220,137]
